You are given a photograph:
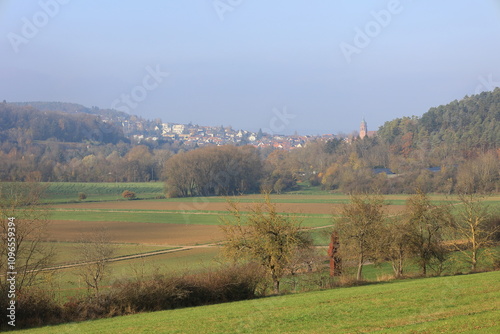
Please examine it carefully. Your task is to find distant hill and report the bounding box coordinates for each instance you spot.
[378,88,500,157]
[12,101,133,123]
[13,101,90,114]
[0,102,127,144]
[8,101,164,139]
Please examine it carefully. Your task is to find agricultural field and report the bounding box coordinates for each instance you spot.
[35,182,500,300]
[18,271,500,333]
[43,182,165,203]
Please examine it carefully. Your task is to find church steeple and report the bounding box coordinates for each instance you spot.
[360,117,368,139]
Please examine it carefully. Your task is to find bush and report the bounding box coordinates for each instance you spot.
[111,264,265,313]
[0,288,63,330]
[78,192,87,200]
[0,264,265,329]
[122,190,136,200]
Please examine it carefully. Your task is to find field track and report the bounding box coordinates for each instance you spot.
[33,244,219,273]
[52,200,407,215]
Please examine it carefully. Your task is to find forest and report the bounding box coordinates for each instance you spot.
[0,88,499,194]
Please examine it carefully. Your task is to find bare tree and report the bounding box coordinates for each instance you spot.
[405,191,451,276]
[377,215,412,278]
[335,194,386,281]
[449,194,500,271]
[220,194,312,294]
[76,228,115,298]
[0,182,53,293]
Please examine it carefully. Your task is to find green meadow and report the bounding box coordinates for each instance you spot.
[17,271,500,334]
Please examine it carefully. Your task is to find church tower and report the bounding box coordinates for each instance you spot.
[360,118,367,139]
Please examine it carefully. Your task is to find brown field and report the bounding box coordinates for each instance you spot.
[52,200,406,215]
[47,220,224,246]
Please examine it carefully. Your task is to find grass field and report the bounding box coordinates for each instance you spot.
[17,271,500,333]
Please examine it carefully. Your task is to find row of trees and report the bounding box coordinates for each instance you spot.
[218,191,500,294]
[335,192,500,280]
[0,143,173,183]
[1,136,498,194]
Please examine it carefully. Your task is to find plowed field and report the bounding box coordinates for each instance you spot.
[47,220,224,246]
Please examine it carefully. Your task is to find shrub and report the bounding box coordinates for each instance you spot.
[122,190,136,200]
[107,263,265,314]
[78,192,87,200]
[0,264,266,329]
[0,288,63,330]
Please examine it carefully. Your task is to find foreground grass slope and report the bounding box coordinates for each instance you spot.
[19,271,500,333]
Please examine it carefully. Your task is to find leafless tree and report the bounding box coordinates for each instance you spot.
[75,228,115,298]
[405,191,451,276]
[448,194,500,271]
[0,182,54,293]
[220,194,312,294]
[335,194,386,281]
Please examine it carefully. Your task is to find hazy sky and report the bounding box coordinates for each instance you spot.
[2,1,500,135]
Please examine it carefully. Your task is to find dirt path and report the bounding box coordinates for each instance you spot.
[33,243,220,273]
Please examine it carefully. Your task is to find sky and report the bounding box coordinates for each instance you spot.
[1,1,500,135]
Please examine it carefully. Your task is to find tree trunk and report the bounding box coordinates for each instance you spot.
[392,254,403,278]
[398,249,404,277]
[471,249,477,271]
[273,279,280,294]
[356,254,363,281]
[471,227,477,271]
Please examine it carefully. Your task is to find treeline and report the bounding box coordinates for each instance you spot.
[335,192,500,280]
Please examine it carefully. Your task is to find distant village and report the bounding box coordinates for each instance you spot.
[125,119,376,150]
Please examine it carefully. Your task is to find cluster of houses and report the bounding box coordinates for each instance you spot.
[159,123,337,150]
[124,119,369,150]
[126,121,341,150]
